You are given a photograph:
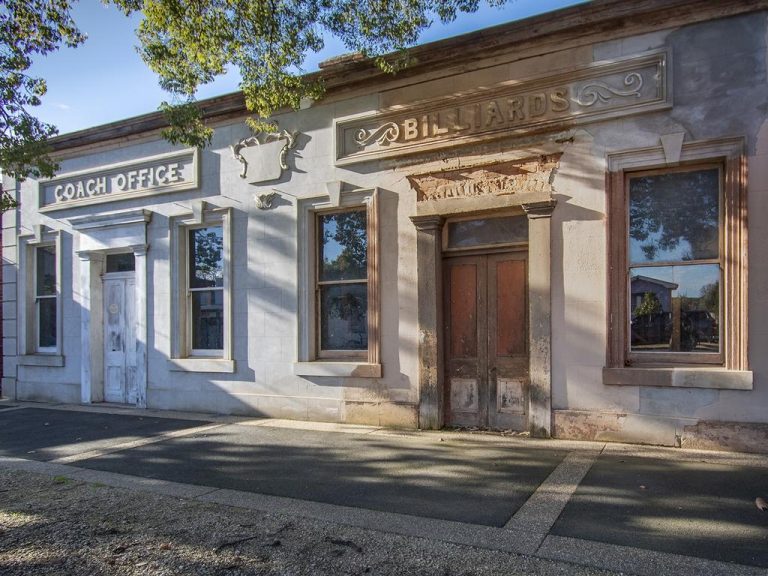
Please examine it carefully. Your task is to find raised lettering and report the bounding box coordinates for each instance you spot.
[451,107,472,131]
[166,163,181,183]
[485,101,506,127]
[508,97,525,122]
[75,181,86,198]
[114,173,127,191]
[63,183,76,200]
[137,168,150,187]
[402,118,418,140]
[550,88,570,112]
[155,165,167,183]
[54,185,64,202]
[529,93,547,117]
[432,113,449,136]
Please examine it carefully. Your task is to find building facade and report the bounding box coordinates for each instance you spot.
[3,0,768,451]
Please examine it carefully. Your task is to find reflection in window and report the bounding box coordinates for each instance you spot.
[629,169,719,263]
[630,265,719,353]
[446,215,528,249]
[35,246,57,350]
[628,167,721,354]
[188,226,223,351]
[317,210,368,352]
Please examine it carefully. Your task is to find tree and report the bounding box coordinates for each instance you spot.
[0,0,86,207]
[1,0,508,205]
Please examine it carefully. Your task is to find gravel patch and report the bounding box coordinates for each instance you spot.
[0,468,624,576]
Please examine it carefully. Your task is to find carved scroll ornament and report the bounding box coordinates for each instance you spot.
[231,129,299,181]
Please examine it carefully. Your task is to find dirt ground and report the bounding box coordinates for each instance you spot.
[0,468,621,576]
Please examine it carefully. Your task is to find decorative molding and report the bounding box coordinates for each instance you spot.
[409,156,560,202]
[231,129,299,183]
[255,191,279,210]
[325,181,343,207]
[522,199,557,219]
[355,122,400,147]
[191,200,207,224]
[660,132,686,165]
[68,209,152,231]
[410,214,444,232]
[573,72,643,106]
[336,51,670,165]
[39,148,199,212]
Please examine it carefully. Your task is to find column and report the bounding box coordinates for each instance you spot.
[522,199,556,438]
[133,245,149,408]
[409,214,444,430]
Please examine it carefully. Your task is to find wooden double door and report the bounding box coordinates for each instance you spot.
[444,252,528,430]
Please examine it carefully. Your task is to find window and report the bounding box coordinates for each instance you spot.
[169,208,232,371]
[295,188,380,377]
[188,226,224,353]
[317,209,368,356]
[34,245,57,352]
[18,230,63,366]
[627,166,722,362]
[606,138,748,384]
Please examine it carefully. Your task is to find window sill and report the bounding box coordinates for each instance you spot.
[168,358,235,373]
[18,355,64,367]
[293,361,381,378]
[603,367,752,390]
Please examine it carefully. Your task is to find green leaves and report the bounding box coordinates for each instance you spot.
[0,1,86,182]
[119,0,510,147]
[0,0,513,197]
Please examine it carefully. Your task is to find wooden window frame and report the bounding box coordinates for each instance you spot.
[295,188,381,378]
[17,230,63,365]
[607,138,748,372]
[169,208,233,372]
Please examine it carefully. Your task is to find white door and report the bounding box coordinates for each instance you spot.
[103,274,137,404]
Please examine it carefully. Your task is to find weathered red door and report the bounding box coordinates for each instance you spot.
[443,253,528,429]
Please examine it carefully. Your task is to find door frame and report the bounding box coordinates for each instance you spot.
[411,199,556,436]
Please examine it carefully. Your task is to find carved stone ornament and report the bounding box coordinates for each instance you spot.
[231,129,299,183]
[408,155,561,202]
[255,191,279,210]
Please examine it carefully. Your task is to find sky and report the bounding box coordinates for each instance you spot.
[29,0,587,136]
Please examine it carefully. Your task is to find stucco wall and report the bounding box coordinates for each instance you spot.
[3,9,767,441]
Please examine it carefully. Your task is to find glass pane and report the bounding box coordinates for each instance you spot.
[189,227,224,289]
[191,290,224,350]
[37,298,57,349]
[630,264,720,353]
[447,216,528,249]
[106,253,135,272]
[36,246,56,296]
[318,211,367,282]
[320,283,368,351]
[629,168,719,264]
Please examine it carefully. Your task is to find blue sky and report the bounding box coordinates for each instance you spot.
[30,0,586,135]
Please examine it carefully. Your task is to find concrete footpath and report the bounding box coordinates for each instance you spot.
[0,402,766,575]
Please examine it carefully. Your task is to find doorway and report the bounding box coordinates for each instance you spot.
[103,272,137,404]
[443,252,529,429]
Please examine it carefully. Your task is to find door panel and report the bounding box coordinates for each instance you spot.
[103,274,137,404]
[487,255,528,429]
[444,253,528,430]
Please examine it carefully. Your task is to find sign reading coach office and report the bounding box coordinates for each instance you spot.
[39,148,199,212]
